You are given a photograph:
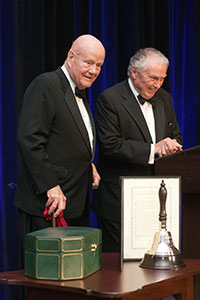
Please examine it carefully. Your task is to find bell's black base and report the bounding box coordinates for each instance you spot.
[139,253,186,269]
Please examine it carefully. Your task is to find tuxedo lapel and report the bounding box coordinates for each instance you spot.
[64,87,92,153]
[121,81,153,143]
[152,93,165,142]
[56,68,92,153]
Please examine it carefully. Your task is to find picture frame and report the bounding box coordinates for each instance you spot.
[121,176,181,266]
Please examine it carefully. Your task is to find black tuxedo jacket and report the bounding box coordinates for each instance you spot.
[14,68,95,219]
[92,79,182,221]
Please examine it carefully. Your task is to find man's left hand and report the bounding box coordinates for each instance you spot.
[46,185,66,218]
[92,163,101,189]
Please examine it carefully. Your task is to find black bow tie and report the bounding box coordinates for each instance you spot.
[75,87,86,99]
[138,95,155,106]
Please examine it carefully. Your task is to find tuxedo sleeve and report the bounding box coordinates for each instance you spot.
[166,94,182,145]
[17,76,59,194]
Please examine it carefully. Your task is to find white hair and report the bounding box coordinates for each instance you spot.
[127,48,169,76]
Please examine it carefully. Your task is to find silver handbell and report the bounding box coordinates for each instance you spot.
[140,180,185,269]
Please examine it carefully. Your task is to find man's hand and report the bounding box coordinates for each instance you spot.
[46,185,66,218]
[92,163,101,189]
[155,137,182,157]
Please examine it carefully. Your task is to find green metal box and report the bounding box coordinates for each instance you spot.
[24,226,102,280]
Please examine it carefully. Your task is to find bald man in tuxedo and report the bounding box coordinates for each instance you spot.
[15,34,105,249]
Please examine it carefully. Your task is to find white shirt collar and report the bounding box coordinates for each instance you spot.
[61,64,76,94]
[128,78,141,105]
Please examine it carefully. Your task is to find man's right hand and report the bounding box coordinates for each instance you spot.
[155,137,182,157]
[46,185,66,218]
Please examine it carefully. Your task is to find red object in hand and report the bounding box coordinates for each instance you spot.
[43,205,68,227]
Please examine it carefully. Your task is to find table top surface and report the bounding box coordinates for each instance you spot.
[1,253,200,298]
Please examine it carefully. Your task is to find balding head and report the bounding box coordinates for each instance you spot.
[65,34,105,89]
[71,34,105,55]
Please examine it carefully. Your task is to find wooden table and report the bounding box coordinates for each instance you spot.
[0,253,200,300]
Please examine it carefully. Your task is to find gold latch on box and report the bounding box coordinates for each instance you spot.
[91,243,98,252]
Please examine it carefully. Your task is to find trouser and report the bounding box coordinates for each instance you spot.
[97,215,121,252]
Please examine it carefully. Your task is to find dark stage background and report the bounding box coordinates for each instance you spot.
[1,0,200,299]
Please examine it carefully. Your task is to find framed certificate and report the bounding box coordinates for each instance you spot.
[121,176,181,264]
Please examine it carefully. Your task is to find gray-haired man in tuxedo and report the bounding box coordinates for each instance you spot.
[92,48,182,252]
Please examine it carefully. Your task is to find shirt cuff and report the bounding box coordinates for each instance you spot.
[148,144,155,164]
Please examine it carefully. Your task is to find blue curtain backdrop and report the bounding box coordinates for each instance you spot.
[1,1,20,299]
[1,1,200,299]
[168,0,197,147]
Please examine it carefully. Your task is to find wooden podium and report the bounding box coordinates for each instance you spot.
[155,145,200,258]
